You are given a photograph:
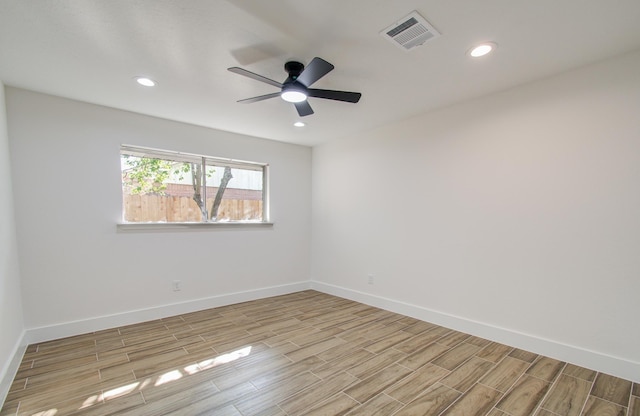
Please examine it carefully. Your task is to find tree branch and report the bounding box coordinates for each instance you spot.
[210,166,233,220]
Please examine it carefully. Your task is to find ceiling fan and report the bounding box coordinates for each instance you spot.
[228,57,361,117]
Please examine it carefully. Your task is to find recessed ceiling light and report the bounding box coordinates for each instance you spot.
[468,42,497,58]
[135,77,156,87]
[293,121,305,127]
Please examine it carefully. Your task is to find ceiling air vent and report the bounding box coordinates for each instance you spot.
[381,11,440,51]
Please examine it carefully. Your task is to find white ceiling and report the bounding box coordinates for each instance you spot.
[1,1,640,147]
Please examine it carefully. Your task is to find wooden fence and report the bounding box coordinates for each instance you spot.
[123,194,263,222]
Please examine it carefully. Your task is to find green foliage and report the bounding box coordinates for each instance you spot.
[174,163,191,180]
[121,155,173,195]
[122,155,214,197]
[171,163,211,181]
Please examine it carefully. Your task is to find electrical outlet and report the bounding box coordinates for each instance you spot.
[367,274,374,285]
[172,280,182,291]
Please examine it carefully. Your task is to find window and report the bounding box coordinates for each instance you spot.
[120,145,268,223]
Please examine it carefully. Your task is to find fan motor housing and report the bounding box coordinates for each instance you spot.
[284,61,305,80]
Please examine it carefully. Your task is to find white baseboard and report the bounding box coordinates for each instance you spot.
[0,330,27,408]
[310,280,640,384]
[24,281,311,345]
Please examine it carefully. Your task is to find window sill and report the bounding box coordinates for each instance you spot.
[117,221,274,232]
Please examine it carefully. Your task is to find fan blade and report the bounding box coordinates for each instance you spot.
[296,57,334,87]
[308,89,362,103]
[294,101,314,117]
[228,67,283,88]
[237,92,281,103]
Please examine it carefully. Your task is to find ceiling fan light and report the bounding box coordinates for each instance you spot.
[281,90,307,103]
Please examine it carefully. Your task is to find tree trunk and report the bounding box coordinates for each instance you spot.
[190,163,207,221]
[210,166,233,220]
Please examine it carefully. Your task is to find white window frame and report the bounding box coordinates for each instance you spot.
[118,145,271,229]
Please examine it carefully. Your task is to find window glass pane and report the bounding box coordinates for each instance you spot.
[121,154,206,222]
[206,164,263,222]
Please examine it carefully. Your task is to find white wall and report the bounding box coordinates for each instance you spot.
[311,50,640,381]
[0,85,25,402]
[6,88,311,335]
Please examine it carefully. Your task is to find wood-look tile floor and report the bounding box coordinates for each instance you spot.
[2,291,638,416]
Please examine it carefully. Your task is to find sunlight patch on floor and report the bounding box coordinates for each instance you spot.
[74,345,253,411]
[80,394,101,409]
[32,410,57,416]
[102,381,141,400]
[154,370,182,386]
[186,345,253,374]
